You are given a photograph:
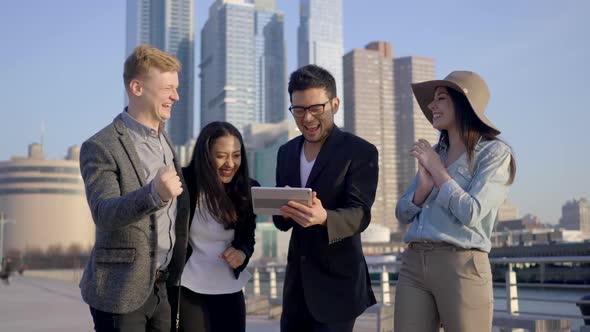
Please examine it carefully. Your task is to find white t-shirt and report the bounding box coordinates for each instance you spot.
[300,147,316,187]
[181,206,251,294]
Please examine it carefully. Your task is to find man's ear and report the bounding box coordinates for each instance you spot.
[128,79,143,97]
[331,97,340,115]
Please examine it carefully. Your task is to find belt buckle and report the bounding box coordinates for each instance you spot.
[410,241,434,250]
[421,241,435,250]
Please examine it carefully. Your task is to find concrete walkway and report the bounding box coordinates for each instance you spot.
[0,275,280,332]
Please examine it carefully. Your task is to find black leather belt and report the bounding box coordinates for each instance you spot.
[155,269,169,283]
[409,241,476,251]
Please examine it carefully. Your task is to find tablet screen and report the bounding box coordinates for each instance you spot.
[251,187,312,215]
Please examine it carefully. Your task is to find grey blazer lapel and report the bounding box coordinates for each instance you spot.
[113,115,147,186]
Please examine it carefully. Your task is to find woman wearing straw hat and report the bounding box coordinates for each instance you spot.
[394,71,516,331]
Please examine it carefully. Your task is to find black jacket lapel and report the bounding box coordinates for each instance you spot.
[305,126,343,188]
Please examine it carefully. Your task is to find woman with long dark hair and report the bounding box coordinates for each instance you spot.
[394,71,516,332]
[172,121,258,332]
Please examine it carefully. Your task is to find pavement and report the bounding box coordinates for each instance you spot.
[0,275,280,332]
[3,275,556,332]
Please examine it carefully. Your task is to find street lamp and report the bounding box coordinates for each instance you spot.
[0,211,16,265]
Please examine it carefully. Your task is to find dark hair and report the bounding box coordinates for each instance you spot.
[288,64,337,102]
[186,121,252,228]
[438,88,516,184]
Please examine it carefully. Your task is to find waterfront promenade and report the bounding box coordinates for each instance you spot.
[0,276,280,332]
[1,273,586,331]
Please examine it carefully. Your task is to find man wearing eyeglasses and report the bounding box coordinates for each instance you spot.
[273,64,379,332]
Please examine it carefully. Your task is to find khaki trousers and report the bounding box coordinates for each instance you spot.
[394,242,493,332]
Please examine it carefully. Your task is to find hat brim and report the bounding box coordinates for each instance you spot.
[411,80,501,135]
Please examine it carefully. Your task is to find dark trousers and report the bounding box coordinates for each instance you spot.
[280,277,355,332]
[90,281,171,332]
[178,286,245,332]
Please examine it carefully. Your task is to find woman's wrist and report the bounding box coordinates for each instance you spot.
[433,169,451,188]
[413,185,430,206]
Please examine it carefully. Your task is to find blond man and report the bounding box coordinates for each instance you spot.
[79,44,190,332]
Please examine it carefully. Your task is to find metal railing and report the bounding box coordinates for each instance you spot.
[489,256,590,324]
[244,256,590,330]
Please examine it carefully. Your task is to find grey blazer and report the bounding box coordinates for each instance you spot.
[78,114,190,314]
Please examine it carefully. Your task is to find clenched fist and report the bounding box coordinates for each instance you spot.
[153,165,183,202]
[221,246,246,269]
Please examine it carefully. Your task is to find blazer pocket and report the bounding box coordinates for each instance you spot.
[95,248,136,264]
[328,254,360,279]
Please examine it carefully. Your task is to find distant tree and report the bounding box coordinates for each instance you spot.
[66,243,84,256]
[46,243,64,257]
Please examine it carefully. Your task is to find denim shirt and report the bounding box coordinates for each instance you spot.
[395,139,513,253]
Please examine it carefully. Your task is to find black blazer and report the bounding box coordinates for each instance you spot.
[181,167,259,279]
[272,126,378,322]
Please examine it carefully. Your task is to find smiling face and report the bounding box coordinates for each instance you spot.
[127,68,179,130]
[137,68,179,123]
[428,86,457,132]
[210,135,242,184]
[290,87,339,145]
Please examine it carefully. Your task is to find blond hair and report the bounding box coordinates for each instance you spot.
[123,44,181,90]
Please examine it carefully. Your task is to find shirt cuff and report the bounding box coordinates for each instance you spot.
[149,181,168,208]
[396,194,422,223]
[405,193,423,213]
[435,179,461,209]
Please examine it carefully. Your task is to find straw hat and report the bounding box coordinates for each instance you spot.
[411,71,500,135]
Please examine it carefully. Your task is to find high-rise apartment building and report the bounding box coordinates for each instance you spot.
[126,0,195,145]
[394,56,438,198]
[201,0,285,133]
[560,198,590,234]
[343,41,397,232]
[201,0,256,133]
[254,0,287,124]
[298,0,344,127]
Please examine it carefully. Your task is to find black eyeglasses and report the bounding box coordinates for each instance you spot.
[288,100,332,118]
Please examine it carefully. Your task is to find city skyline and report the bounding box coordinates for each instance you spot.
[126,0,195,146]
[1,0,589,225]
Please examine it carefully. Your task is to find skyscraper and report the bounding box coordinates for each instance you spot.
[201,0,255,133]
[254,0,287,124]
[126,0,195,146]
[343,41,398,232]
[394,56,438,198]
[243,120,299,188]
[298,0,344,127]
[201,0,285,133]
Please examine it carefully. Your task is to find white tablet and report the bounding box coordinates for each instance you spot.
[251,187,313,215]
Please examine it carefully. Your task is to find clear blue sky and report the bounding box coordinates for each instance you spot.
[1,0,588,224]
